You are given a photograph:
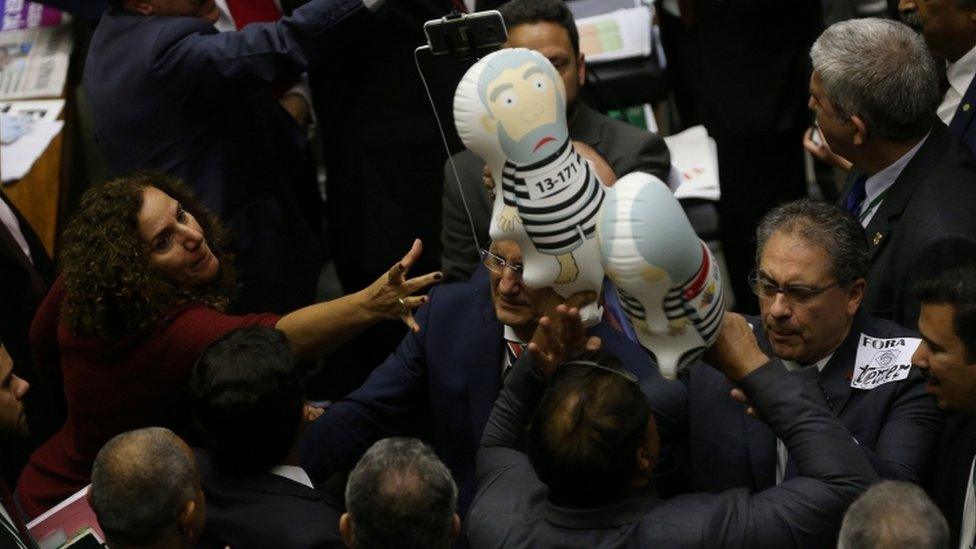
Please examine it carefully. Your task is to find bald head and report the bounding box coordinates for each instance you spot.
[90,427,203,548]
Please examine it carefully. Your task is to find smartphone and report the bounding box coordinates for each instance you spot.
[810,123,823,146]
[424,10,507,60]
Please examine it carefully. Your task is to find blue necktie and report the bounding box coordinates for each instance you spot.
[845,174,868,216]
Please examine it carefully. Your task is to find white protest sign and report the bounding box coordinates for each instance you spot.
[851,334,921,390]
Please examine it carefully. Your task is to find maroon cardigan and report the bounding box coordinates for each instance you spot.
[16,278,279,517]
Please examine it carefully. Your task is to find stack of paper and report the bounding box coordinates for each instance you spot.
[0,98,63,181]
[575,6,652,64]
[664,125,722,202]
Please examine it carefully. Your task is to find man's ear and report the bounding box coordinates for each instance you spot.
[577,52,586,87]
[846,278,866,316]
[449,514,461,543]
[850,115,868,146]
[481,114,496,133]
[340,513,355,548]
[178,499,198,541]
[122,0,155,15]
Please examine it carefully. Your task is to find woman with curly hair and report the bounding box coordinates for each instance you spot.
[15,172,440,517]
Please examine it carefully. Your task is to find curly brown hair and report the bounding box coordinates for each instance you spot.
[60,172,237,341]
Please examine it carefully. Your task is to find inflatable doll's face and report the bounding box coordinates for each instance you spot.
[482,62,566,164]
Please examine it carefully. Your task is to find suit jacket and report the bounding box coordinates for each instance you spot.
[841,121,976,328]
[929,413,976,548]
[299,275,656,516]
[466,355,877,548]
[644,310,941,497]
[950,73,976,155]
[440,103,672,282]
[0,192,53,375]
[83,3,372,313]
[194,449,342,549]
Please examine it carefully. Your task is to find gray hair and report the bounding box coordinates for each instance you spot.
[838,481,949,549]
[756,199,869,284]
[90,427,199,546]
[810,18,939,141]
[345,437,458,549]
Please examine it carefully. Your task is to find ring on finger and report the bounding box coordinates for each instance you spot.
[397,297,409,317]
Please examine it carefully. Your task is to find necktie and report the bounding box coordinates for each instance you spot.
[845,174,868,216]
[224,0,281,29]
[503,340,526,379]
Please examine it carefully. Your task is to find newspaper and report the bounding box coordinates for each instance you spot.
[0,99,64,181]
[1,1,68,31]
[27,484,105,549]
[0,23,72,100]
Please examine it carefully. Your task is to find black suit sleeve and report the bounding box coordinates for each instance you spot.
[677,360,877,547]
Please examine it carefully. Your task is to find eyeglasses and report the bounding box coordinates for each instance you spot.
[748,270,841,304]
[480,249,523,276]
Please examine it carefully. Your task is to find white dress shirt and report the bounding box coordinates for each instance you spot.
[939,45,976,127]
[270,464,315,489]
[857,133,928,227]
[0,197,32,264]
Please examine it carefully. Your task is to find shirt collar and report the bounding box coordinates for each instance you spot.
[269,465,314,489]
[947,44,976,99]
[781,353,833,373]
[543,489,661,529]
[504,325,526,344]
[863,132,929,206]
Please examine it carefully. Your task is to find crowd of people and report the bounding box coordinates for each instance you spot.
[2,0,976,547]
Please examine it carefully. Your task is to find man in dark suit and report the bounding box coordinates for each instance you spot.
[440,0,671,283]
[912,257,976,547]
[899,0,976,153]
[467,307,876,548]
[300,239,656,516]
[84,0,382,314]
[0,192,60,475]
[811,18,976,328]
[190,326,342,548]
[644,201,941,500]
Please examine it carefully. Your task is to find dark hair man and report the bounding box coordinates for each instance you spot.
[0,341,33,548]
[898,0,976,154]
[439,0,671,283]
[84,0,387,314]
[809,18,976,328]
[301,239,655,516]
[913,252,976,547]
[645,200,940,500]
[190,325,341,548]
[341,437,459,549]
[89,427,205,549]
[467,304,877,547]
[838,481,949,549]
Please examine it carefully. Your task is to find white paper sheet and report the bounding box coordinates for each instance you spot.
[1,114,61,181]
[664,125,722,201]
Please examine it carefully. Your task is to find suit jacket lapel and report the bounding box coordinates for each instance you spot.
[860,123,949,261]
[466,286,504,449]
[817,311,866,416]
[569,103,603,151]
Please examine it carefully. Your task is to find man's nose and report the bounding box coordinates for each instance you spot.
[13,375,29,399]
[897,0,916,13]
[768,292,792,318]
[497,268,522,292]
[912,343,929,369]
[522,102,543,122]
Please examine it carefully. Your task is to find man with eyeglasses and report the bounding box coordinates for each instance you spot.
[300,239,654,517]
[644,200,940,509]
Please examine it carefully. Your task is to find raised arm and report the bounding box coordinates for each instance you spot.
[275,239,441,360]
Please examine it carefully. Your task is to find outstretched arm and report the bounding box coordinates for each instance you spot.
[275,239,441,360]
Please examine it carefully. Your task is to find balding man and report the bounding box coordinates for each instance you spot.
[89,428,205,549]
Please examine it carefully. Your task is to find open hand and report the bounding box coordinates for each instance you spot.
[360,239,442,332]
[527,291,600,377]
